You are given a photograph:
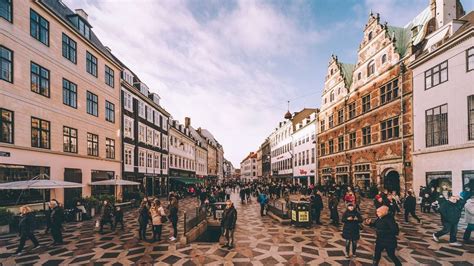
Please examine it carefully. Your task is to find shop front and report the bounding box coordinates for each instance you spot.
[354,164,371,191]
[64,168,82,209]
[91,170,115,198]
[426,171,452,198]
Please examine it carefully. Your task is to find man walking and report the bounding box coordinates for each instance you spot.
[14,206,40,255]
[49,200,64,245]
[221,200,237,250]
[433,195,464,247]
[404,190,421,223]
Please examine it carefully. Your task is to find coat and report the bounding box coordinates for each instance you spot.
[50,207,64,228]
[138,206,151,225]
[101,204,114,221]
[18,213,35,236]
[438,198,464,224]
[169,205,179,223]
[313,194,324,210]
[150,206,165,225]
[221,206,237,230]
[257,194,268,206]
[403,195,417,211]
[341,210,362,240]
[371,215,399,248]
[465,198,474,224]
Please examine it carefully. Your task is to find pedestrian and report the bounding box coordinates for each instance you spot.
[313,190,324,225]
[114,206,124,230]
[387,194,400,216]
[463,194,474,244]
[49,200,64,245]
[150,200,166,242]
[168,197,179,241]
[44,205,51,234]
[221,199,237,249]
[225,186,232,201]
[365,206,402,266]
[341,203,362,258]
[433,195,465,246]
[403,190,421,223]
[137,201,151,241]
[99,200,114,234]
[329,193,340,226]
[257,191,269,216]
[239,188,246,204]
[14,206,40,256]
[421,193,431,213]
[374,194,384,210]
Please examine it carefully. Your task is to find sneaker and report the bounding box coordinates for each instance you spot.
[433,233,439,242]
[14,252,24,256]
[170,237,176,241]
[227,245,234,250]
[449,242,462,247]
[168,236,173,240]
[222,244,229,248]
[32,245,41,250]
[345,254,350,258]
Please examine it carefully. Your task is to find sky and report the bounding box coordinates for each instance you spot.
[64,0,473,167]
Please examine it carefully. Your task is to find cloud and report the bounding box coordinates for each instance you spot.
[64,0,321,166]
[364,0,428,26]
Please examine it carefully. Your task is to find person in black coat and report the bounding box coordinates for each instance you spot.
[433,195,465,246]
[114,206,124,230]
[168,197,179,241]
[221,200,237,249]
[341,203,362,258]
[49,200,64,245]
[365,205,402,266]
[99,200,114,233]
[14,206,40,255]
[403,191,421,223]
[328,194,339,226]
[312,191,324,225]
[137,201,151,240]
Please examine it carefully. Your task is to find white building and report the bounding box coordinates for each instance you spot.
[240,152,257,181]
[270,120,294,182]
[186,117,208,179]
[168,119,196,189]
[292,111,318,186]
[410,9,473,196]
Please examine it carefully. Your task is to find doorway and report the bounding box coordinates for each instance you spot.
[384,170,400,194]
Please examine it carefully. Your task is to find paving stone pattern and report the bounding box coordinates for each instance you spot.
[0,193,473,265]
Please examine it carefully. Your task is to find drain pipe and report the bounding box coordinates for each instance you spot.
[400,62,407,196]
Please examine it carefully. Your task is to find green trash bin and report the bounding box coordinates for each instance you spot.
[290,200,311,228]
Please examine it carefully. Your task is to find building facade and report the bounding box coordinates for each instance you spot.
[186,117,208,180]
[411,8,472,195]
[270,121,293,182]
[169,120,196,186]
[240,152,257,181]
[316,8,433,194]
[0,0,121,207]
[292,110,318,186]
[261,139,271,180]
[120,65,170,198]
[256,146,263,178]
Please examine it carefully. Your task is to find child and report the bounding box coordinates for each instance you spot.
[342,203,362,258]
[114,206,124,230]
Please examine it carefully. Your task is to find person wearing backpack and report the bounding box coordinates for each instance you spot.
[257,191,269,216]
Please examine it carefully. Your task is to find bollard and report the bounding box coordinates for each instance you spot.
[183,211,187,234]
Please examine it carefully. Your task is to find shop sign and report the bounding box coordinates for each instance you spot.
[298,211,309,222]
[291,210,297,221]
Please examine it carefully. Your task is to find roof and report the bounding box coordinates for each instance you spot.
[405,6,432,46]
[451,11,474,38]
[387,25,412,57]
[340,63,355,87]
[39,0,119,66]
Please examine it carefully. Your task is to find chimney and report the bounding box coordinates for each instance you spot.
[75,9,88,21]
[435,0,463,29]
[185,117,191,128]
[104,46,112,53]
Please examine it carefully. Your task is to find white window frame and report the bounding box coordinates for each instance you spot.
[124,116,134,139]
[138,101,145,118]
[124,91,133,112]
[138,123,146,142]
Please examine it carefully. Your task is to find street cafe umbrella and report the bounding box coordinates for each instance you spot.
[90,178,140,202]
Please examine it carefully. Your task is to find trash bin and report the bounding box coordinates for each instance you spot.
[212,202,227,220]
[290,201,311,228]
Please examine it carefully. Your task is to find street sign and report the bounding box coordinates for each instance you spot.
[0,151,10,157]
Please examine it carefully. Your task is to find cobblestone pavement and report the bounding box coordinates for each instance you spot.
[0,192,473,265]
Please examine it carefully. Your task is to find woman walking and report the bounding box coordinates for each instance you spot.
[150,200,166,242]
[168,197,179,241]
[341,203,362,258]
[14,206,40,256]
[137,201,151,241]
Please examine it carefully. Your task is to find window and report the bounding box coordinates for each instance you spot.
[380,79,399,105]
[30,9,49,46]
[357,72,361,80]
[123,91,133,111]
[62,33,77,63]
[367,60,375,76]
[382,54,387,64]
[105,101,115,123]
[0,45,13,83]
[311,148,315,163]
[138,101,145,118]
[68,15,90,39]
[138,124,145,142]
[320,120,325,132]
[63,126,77,153]
[124,147,132,165]
[30,62,49,97]
[425,61,448,89]
[31,117,50,149]
[154,153,160,169]
[329,139,334,154]
[86,91,98,116]
[106,138,115,159]
[349,132,356,149]
[338,109,344,125]
[329,115,334,128]
[0,108,13,143]
[330,91,335,102]
[154,131,160,147]
[62,79,77,108]
[381,117,400,141]
[338,135,344,151]
[469,95,474,140]
[426,104,448,147]
[105,65,114,88]
[320,143,326,156]
[139,150,145,167]
[147,106,153,122]
[362,126,371,145]
[86,52,97,77]
[87,133,99,156]
[348,102,356,119]
[0,0,12,22]
[368,31,373,40]
[124,116,133,139]
[468,48,474,72]
[146,127,153,144]
[146,153,153,168]
[362,94,371,113]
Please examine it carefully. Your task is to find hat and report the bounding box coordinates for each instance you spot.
[375,194,382,200]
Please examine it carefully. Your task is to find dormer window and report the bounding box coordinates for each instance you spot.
[68,15,91,39]
[367,60,375,77]
[368,31,373,41]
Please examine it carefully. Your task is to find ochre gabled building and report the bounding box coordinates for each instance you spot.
[317,9,433,194]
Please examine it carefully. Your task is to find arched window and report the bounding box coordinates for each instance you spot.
[330,91,335,102]
[382,54,387,64]
[368,31,373,40]
[367,60,375,76]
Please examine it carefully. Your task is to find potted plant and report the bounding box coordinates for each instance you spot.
[83,196,99,217]
[0,207,14,235]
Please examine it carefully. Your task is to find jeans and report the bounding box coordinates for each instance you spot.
[16,233,39,253]
[138,223,148,240]
[373,243,401,266]
[404,209,420,222]
[260,204,265,216]
[172,220,178,238]
[463,223,474,241]
[345,239,357,255]
[51,226,63,244]
[152,224,162,241]
[435,222,458,243]
[224,228,235,246]
[100,219,114,232]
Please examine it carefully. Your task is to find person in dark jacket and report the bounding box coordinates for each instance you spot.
[44,206,51,234]
[365,205,402,266]
[313,191,324,225]
[137,201,151,240]
[421,193,432,213]
[99,200,114,234]
[168,197,179,241]
[49,200,64,245]
[403,191,421,223]
[433,195,465,246]
[341,203,362,258]
[328,194,339,226]
[14,206,40,255]
[221,200,237,249]
[114,206,124,230]
[374,194,385,210]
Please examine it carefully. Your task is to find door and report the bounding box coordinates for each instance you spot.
[384,170,400,194]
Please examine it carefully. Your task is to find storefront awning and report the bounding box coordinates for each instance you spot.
[169,177,204,185]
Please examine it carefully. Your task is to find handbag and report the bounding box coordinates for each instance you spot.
[95,220,100,228]
[160,216,168,223]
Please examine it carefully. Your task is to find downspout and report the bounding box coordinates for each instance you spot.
[400,61,407,195]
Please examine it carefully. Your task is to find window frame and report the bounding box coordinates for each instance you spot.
[425,104,448,147]
[0,0,12,22]
[380,79,399,105]
[30,9,49,46]
[349,132,356,149]
[87,132,99,157]
[424,60,448,90]
[362,93,371,113]
[469,95,474,141]
[105,100,115,123]
[62,33,77,64]
[31,117,50,149]
[328,139,334,154]
[467,47,474,72]
[0,108,14,144]
[106,138,115,159]
[362,126,371,145]
[338,135,344,152]
[86,51,98,77]
[63,126,78,153]
[30,61,50,98]
[86,91,98,117]
[348,102,356,119]
[381,116,400,142]
[105,65,114,88]
[62,78,77,108]
[367,60,375,77]
[0,45,13,83]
